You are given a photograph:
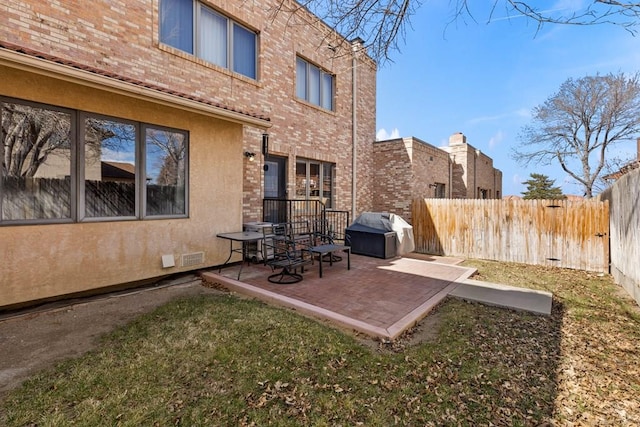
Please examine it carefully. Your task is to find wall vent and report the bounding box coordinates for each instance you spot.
[181,252,205,267]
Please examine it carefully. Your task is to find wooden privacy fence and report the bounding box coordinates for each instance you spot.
[600,168,640,305]
[412,198,610,272]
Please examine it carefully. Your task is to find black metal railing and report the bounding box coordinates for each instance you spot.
[262,199,350,242]
[324,209,350,242]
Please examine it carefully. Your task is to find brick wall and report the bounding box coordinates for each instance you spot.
[373,139,413,217]
[410,138,451,200]
[1,0,377,221]
[445,133,502,199]
[374,134,503,222]
[373,137,451,221]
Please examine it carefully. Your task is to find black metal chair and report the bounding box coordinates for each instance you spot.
[311,219,342,262]
[263,223,313,284]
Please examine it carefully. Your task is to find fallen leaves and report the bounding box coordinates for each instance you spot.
[3,262,639,426]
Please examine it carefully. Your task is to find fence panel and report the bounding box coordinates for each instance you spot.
[600,168,640,305]
[412,198,609,272]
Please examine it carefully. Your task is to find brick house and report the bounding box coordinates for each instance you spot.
[0,0,376,309]
[374,133,502,220]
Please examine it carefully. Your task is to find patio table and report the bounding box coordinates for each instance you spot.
[309,244,351,278]
[217,231,264,280]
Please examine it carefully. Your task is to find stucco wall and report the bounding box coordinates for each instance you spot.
[0,67,244,307]
[0,0,377,222]
[0,0,377,307]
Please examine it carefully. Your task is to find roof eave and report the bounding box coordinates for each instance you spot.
[0,46,271,129]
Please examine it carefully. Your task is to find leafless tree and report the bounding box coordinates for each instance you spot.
[512,72,640,198]
[1,103,71,178]
[274,0,640,62]
[146,129,186,186]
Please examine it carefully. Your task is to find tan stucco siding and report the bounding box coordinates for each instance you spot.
[1,66,244,307]
[0,0,377,223]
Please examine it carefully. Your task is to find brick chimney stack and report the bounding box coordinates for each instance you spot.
[449,132,467,145]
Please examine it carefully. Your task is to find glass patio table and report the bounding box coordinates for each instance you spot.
[216,231,264,280]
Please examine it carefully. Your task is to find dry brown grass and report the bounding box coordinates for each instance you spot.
[463,259,640,425]
[1,260,638,426]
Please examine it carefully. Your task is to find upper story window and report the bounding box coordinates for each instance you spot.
[1,97,188,225]
[296,57,334,111]
[160,0,257,79]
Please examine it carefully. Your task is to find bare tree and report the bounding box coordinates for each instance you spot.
[275,1,640,62]
[2,103,71,178]
[146,129,186,186]
[513,72,640,198]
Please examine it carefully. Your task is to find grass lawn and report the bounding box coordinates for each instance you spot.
[1,260,639,426]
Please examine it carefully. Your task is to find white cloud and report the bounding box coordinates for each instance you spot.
[562,32,640,76]
[489,6,571,23]
[376,128,401,141]
[488,130,505,149]
[467,113,507,125]
[467,108,530,125]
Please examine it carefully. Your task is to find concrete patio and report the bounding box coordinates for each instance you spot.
[202,253,552,340]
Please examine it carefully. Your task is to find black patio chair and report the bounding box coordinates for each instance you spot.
[311,219,342,263]
[263,223,313,284]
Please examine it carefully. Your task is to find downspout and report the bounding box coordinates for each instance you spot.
[351,40,359,219]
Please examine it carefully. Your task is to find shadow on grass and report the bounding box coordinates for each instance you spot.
[0,292,568,426]
[389,296,567,425]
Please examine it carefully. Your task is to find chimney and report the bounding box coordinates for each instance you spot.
[637,137,640,161]
[449,132,467,145]
[350,37,365,52]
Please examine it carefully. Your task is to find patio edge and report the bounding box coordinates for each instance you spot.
[201,272,393,339]
[384,264,477,339]
[450,279,553,315]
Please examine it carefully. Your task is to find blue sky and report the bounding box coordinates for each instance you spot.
[375,1,640,196]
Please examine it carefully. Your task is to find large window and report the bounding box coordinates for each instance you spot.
[296,57,334,110]
[0,97,188,225]
[83,116,137,218]
[295,159,335,207]
[160,0,257,79]
[145,125,187,216]
[0,102,73,221]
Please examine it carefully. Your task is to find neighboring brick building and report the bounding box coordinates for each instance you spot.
[443,132,503,200]
[374,133,502,220]
[0,0,376,308]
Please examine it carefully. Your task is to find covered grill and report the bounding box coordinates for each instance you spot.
[345,212,414,259]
